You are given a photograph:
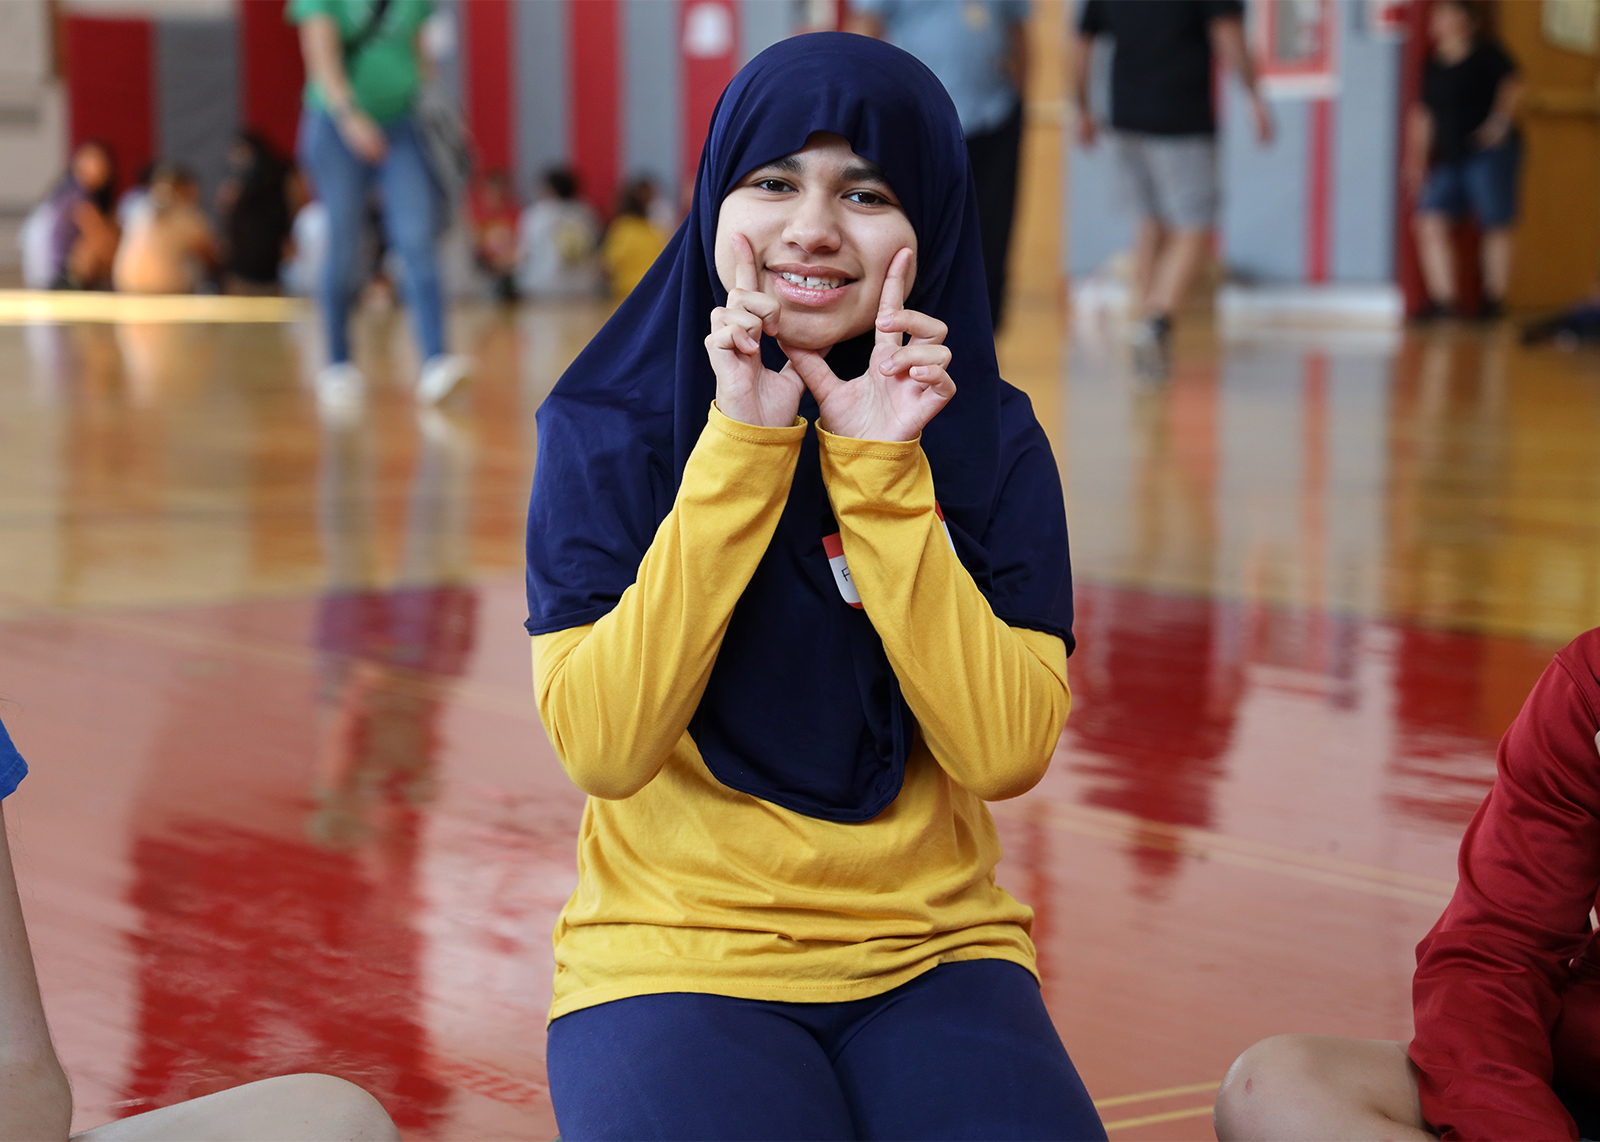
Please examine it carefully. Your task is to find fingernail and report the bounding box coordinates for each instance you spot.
[911,366,928,379]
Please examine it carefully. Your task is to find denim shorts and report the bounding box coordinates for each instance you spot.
[1418,135,1522,228]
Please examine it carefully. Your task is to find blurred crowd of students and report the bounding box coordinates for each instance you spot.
[23,134,673,307]
[470,167,674,304]
[23,133,299,297]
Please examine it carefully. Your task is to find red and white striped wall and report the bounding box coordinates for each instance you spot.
[61,0,797,219]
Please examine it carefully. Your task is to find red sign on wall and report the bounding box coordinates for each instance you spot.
[681,0,739,198]
[1255,0,1340,98]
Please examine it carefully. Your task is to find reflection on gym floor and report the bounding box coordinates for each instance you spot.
[2,298,1599,1137]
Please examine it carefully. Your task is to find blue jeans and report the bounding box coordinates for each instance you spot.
[1417,134,1522,229]
[297,109,445,365]
[546,960,1108,1141]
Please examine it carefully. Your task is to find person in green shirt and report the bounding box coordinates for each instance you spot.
[291,0,470,411]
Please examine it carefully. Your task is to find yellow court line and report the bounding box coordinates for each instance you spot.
[1103,1104,1214,1132]
[0,290,302,324]
[989,799,1457,907]
[4,609,540,723]
[1094,1081,1219,1110]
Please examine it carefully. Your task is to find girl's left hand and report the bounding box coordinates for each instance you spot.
[780,248,955,442]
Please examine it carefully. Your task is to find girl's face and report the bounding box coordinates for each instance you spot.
[1429,2,1473,49]
[73,145,110,192]
[715,132,917,351]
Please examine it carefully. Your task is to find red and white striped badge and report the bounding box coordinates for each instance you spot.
[822,505,955,608]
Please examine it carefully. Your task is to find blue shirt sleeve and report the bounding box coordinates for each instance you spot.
[0,718,28,802]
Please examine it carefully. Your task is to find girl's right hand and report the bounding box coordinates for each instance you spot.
[337,108,388,164]
[705,233,804,428]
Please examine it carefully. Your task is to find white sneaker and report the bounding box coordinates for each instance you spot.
[315,362,366,424]
[417,354,471,404]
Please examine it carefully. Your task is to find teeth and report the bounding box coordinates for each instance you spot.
[780,272,841,291]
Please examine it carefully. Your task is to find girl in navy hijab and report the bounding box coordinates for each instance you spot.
[526,31,1099,1142]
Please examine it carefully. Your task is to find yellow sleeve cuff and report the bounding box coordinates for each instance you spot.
[707,401,808,444]
[814,422,920,461]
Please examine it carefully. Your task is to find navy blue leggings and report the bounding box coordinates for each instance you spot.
[546,959,1107,1141]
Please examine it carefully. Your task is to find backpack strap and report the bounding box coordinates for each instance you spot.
[343,0,393,64]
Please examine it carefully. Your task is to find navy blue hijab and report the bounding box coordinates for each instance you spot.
[526,32,1072,823]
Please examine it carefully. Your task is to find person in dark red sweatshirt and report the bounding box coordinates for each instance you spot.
[1214,627,1600,1141]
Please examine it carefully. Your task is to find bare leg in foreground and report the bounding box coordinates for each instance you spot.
[1214,1035,1434,1141]
[72,1074,400,1142]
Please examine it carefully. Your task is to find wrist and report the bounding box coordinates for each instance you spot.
[708,401,806,438]
[710,399,799,432]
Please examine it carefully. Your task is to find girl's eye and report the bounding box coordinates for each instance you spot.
[753,178,792,193]
[846,189,888,206]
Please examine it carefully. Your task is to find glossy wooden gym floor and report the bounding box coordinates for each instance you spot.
[3,283,1597,1139]
[5,15,1600,1118]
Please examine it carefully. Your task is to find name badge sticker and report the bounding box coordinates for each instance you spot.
[822,532,863,608]
[822,503,954,609]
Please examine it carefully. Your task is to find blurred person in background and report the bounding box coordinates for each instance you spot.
[1073,0,1273,376]
[469,171,521,303]
[293,0,471,412]
[516,167,601,299]
[1407,0,1522,322]
[217,131,295,295]
[600,176,668,302]
[0,716,400,1141]
[115,163,156,230]
[43,140,120,291]
[282,169,328,298]
[845,0,1029,329]
[113,164,219,296]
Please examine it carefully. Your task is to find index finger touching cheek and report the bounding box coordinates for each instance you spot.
[875,247,914,328]
[732,233,759,294]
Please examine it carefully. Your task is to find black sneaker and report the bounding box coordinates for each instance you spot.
[1413,300,1457,323]
[1476,297,1505,322]
[1131,314,1172,380]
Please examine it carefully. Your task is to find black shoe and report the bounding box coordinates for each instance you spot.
[1132,314,1172,380]
[1476,297,1505,322]
[1413,300,1457,323]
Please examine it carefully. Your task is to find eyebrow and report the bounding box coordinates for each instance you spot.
[840,161,890,185]
[750,155,891,186]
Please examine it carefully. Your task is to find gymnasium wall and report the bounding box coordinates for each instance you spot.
[57,0,799,219]
[1066,0,1403,286]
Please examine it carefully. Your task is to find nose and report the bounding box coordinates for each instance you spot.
[779,188,842,255]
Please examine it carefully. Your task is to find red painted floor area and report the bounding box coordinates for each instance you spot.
[0,577,1556,1138]
[5,304,1599,1138]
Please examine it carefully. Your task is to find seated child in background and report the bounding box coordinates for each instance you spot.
[216,131,294,295]
[113,164,218,295]
[30,140,120,291]
[1215,626,1600,1142]
[0,715,398,1141]
[600,176,669,302]
[470,171,522,303]
[515,167,600,300]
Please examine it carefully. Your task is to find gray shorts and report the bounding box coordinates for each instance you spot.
[1114,132,1219,230]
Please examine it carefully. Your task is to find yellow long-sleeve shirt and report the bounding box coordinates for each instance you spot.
[531,404,1070,1020]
